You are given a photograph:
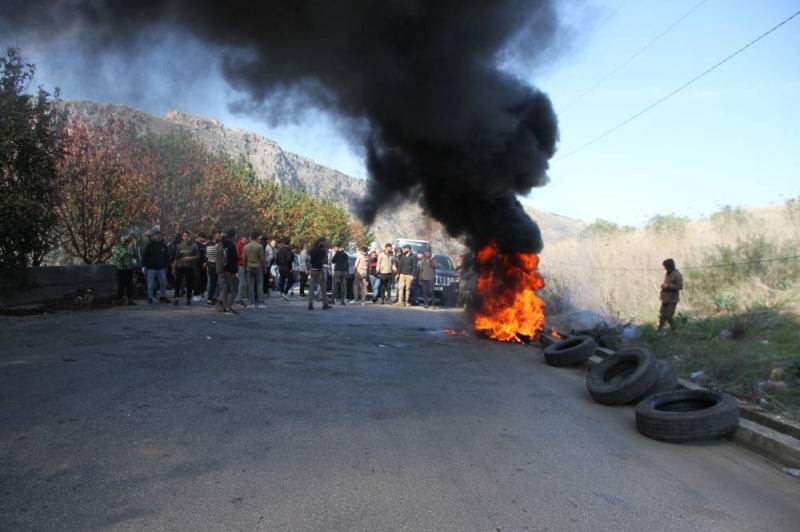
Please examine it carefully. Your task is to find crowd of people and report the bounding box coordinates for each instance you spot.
[112,228,456,313]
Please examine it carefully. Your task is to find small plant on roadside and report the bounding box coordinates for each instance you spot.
[714,294,739,313]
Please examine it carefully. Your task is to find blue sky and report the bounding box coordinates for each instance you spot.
[10,0,800,228]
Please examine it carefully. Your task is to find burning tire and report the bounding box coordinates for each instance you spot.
[587,348,659,405]
[543,335,596,367]
[635,389,740,443]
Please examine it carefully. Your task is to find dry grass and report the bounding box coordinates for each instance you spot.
[539,206,800,323]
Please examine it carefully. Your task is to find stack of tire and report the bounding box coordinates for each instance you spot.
[543,337,739,443]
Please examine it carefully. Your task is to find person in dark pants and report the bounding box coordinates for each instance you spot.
[330,242,349,305]
[113,232,138,305]
[172,230,199,306]
[375,243,395,304]
[307,237,332,310]
[418,249,440,309]
[275,237,295,300]
[297,244,310,297]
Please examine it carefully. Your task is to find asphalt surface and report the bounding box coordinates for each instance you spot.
[1,296,799,531]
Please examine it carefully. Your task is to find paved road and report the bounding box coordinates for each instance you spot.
[1,298,799,531]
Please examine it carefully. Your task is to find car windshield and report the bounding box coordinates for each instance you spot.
[395,239,429,255]
[434,255,453,270]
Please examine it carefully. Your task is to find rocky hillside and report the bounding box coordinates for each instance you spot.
[65,100,583,258]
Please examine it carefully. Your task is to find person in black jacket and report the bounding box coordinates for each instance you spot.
[142,229,171,304]
[330,243,349,305]
[275,238,295,300]
[216,229,240,314]
[307,237,332,311]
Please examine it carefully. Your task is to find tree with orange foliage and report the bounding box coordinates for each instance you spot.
[54,118,152,264]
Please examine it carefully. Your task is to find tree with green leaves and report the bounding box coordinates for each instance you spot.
[0,47,66,284]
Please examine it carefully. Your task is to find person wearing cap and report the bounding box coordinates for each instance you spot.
[657,258,684,334]
[142,229,171,304]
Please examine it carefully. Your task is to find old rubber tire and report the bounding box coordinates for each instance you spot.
[641,360,678,398]
[635,389,740,443]
[598,334,618,351]
[587,348,659,405]
[543,336,596,367]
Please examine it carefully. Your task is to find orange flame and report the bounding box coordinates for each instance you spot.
[473,241,546,343]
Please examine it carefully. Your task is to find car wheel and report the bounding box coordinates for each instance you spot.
[587,348,659,405]
[635,389,739,442]
[543,336,596,367]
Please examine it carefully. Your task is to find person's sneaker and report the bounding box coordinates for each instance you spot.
[299,292,306,297]
[307,305,314,310]
[191,295,203,302]
[186,299,191,306]
[206,299,214,306]
[257,303,267,309]
[235,300,246,307]
[160,297,170,303]
[340,301,345,306]
[361,301,365,305]
[148,298,154,304]
[246,304,256,309]
[173,299,179,306]
[224,308,238,315]
[281,294,290,301]
[322,305,332,310]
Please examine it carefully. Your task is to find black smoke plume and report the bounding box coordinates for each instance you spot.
[1,0,561,253]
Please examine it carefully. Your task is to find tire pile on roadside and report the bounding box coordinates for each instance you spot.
[541,335,740,443]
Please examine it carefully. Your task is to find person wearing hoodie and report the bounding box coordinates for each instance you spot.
[657,258,684,334]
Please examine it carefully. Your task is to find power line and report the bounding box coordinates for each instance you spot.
[542,0,629,85]
[541,255,800,272]
[558,0,710,114]
[554,8,800,163]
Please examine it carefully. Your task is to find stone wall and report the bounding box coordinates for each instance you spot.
[0,265,116,308]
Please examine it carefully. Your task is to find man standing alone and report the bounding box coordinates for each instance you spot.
[657,258,684,334]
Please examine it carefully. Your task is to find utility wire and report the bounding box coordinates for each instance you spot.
[554,8,800,163]
[542,0,629,84]
[558,0,710,114]
[541,255,800,272]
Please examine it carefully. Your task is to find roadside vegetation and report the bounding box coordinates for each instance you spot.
[1,47,372,276]
[539,204,800,417]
